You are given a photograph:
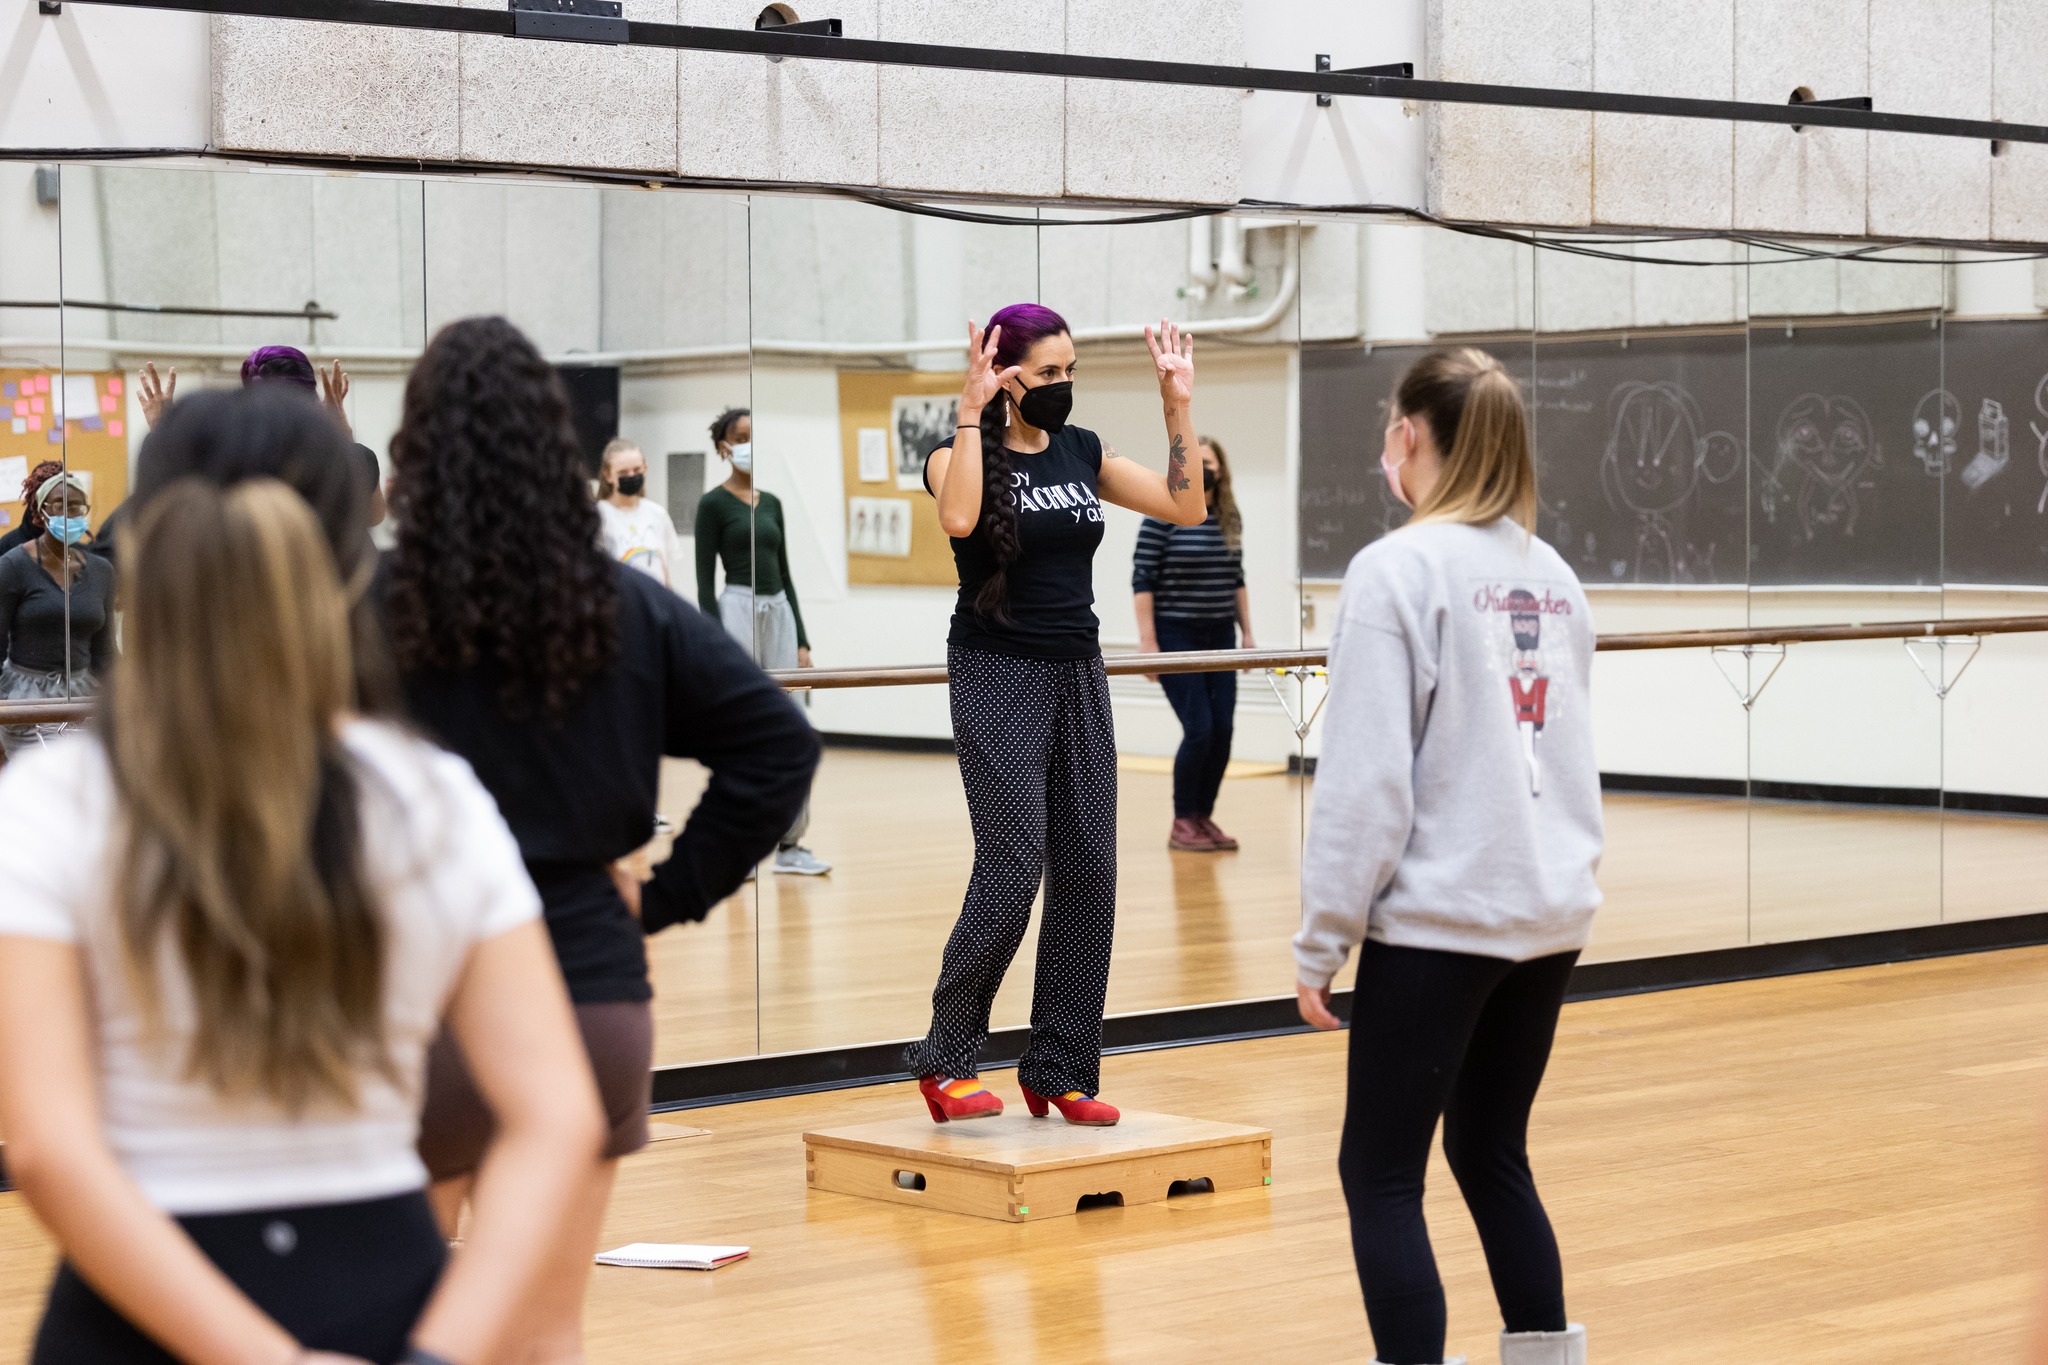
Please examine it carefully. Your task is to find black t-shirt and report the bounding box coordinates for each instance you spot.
[382,563,821,1004]
[926,426,1107,659]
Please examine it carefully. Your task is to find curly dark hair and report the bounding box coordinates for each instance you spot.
[709,406,749,448]
[384,317,618,719]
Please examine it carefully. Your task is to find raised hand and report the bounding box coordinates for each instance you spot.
[318,360,353,435]
[959,319,1021,421]
[137,362,176,429]
[1145,318,1194,410]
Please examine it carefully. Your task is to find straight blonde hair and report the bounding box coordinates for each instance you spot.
[105,478,389,1113]
[1394,347,1538,532]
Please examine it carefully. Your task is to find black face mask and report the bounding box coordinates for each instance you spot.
[617,473,646,496]
[1013,380,1074,434]
[1203,467,1217,492]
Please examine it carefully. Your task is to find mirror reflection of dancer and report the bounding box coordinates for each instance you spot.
[596,438,684,591]
[0,471,113,757]
[696,407,830,877]
[909,303,1209,1127]
[1295,349,1602,1365]
[383,320,819,1363]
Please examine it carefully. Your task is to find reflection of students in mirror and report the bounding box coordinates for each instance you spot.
[596,439,683,591]
[0,471,113,756]
[1132,435,1254,854]
[696,407,830,878]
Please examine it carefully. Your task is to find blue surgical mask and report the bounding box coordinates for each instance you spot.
[49,516,88,546]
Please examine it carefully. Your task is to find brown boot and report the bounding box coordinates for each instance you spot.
[1197,816,1239,851]
[1168,817,1218,851]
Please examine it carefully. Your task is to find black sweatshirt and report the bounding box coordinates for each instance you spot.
[389,563,819,1003]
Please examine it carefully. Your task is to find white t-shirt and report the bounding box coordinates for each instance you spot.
[0,721,540,1215]
[596,497,683,591]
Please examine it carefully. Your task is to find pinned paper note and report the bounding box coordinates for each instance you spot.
[2,383,15,399]
[10,400,24,418]
[99,395,116,415]
[32,375,49,394]
[29,396,44,415]
[594,1243,748,1271]
[857,427,888,484]
[62,375,96,421]
[9,419,22,437]
[106,377,123,396]
[0,457,26,491]
[26,416,40,432]
[107,421,124,439]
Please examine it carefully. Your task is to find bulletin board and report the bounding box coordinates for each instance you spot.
[837,369,966,587]
[0,368,131,539]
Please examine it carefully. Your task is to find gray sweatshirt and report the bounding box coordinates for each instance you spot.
[1294,519,1603,987]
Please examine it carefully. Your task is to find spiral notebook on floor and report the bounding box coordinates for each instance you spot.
[594,1243,750,1271]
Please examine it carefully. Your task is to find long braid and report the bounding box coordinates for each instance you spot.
[973,391,1020,620]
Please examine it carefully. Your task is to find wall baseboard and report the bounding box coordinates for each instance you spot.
[646,910,2048,1112]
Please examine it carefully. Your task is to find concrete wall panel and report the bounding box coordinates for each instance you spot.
[877,0,1063,197]
[1992,1,2048,241]
[1632,241,1745,327]
[677,0,878,185]
[1592,0,1733,229]
[214,14,458,159]
[1867,0,1992,241]
[1064,0,1241,204]
[1421,230,1528,335]
[458,0,678,172]
[1426,0,1593,226]
[1535,247,1632,334]
[1732,0,1865,236]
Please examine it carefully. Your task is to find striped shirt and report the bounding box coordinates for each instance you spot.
[1131,512,1244,621]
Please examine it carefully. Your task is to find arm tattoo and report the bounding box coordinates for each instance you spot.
[1167,434,1191,493]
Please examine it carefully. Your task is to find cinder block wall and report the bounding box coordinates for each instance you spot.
[1427,0,2047,243]
[210,0,1245,205]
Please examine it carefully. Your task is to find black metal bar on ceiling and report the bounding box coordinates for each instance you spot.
[0,299,338,320]
[60,0,2048,148]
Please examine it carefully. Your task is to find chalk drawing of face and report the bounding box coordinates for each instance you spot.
[1601,381,1742,517]
[1912,388,1959,476]
[1770,393,1879,535]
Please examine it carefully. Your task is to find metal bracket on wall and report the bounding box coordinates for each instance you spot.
[1903,635,1982,700]
[1316,56,1411,107]
[1263,666,1329,741]
[1710,643,1787,710]
[38,1,60,13]
[509,0,625,44]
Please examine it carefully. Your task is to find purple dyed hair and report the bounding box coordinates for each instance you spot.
[969,302,1070,622]
[985,302,1069,370]
[241,345,318,391]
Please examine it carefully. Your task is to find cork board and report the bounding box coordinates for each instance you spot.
[0,368,131,539]
[838,369,964,588]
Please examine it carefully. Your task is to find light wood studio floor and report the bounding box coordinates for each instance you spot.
[647,749,2048,1066]
[7,947,2048,1362]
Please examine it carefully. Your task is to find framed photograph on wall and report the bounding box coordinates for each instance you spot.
[891,393,957,491]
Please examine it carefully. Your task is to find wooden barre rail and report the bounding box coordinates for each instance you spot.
[0,615,2043,723]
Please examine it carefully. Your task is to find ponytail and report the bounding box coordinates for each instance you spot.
[1396,347,1538,532]
[974,392,1020,621]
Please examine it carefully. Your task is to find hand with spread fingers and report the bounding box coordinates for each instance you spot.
[318,360,353,436]
[1145,318,1195,412]
[137,363,177,429]
[959,319,1021,422]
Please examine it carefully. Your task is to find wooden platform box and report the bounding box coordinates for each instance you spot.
[803,1110,1272,1223]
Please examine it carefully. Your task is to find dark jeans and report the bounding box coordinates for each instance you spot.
[1155,617,1236,818]
[1339,942,1578,1365]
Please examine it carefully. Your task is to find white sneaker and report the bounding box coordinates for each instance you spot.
[773,846,832,876]
[1499,1324,1585,1365]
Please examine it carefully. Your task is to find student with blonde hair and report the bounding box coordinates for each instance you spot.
[1294,348,1600,1365]
[595,438,683,592]
[0,424,604,1363]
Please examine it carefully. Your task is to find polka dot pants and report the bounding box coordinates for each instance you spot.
[903,645,1119,1097]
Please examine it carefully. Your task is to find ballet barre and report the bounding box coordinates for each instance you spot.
[1,615,2045,725]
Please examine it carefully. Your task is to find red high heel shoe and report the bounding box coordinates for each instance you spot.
[919,1075,1003,1123]
[1020,1085,1120,1126]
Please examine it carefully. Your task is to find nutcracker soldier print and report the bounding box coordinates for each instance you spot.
[1506,588,1548,796]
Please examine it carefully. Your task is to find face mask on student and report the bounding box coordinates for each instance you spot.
[616,473,645,497]
[1013,380,1074,434]
[49,515,89,545]
[1203,467,1217,492]
[727,442,753,473]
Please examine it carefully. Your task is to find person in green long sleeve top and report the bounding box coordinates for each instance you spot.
[696,407,829,875]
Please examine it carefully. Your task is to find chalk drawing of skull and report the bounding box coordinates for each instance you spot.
[1911,388,1959,476]
[1759,393,1879,538]
[1598,380,1742,581]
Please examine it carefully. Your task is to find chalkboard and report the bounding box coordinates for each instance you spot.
[1299,318,2048,587]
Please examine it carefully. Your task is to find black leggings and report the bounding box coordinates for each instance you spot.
[904,646,1119,1096]
[1155,617,1236,818]
[32,1190,446,1365]
[1339,942,1577,1365]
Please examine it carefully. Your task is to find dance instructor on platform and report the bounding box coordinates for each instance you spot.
[381,317,819,1363]
[1293,348,1600,1365]
[907,303,1208,1128]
